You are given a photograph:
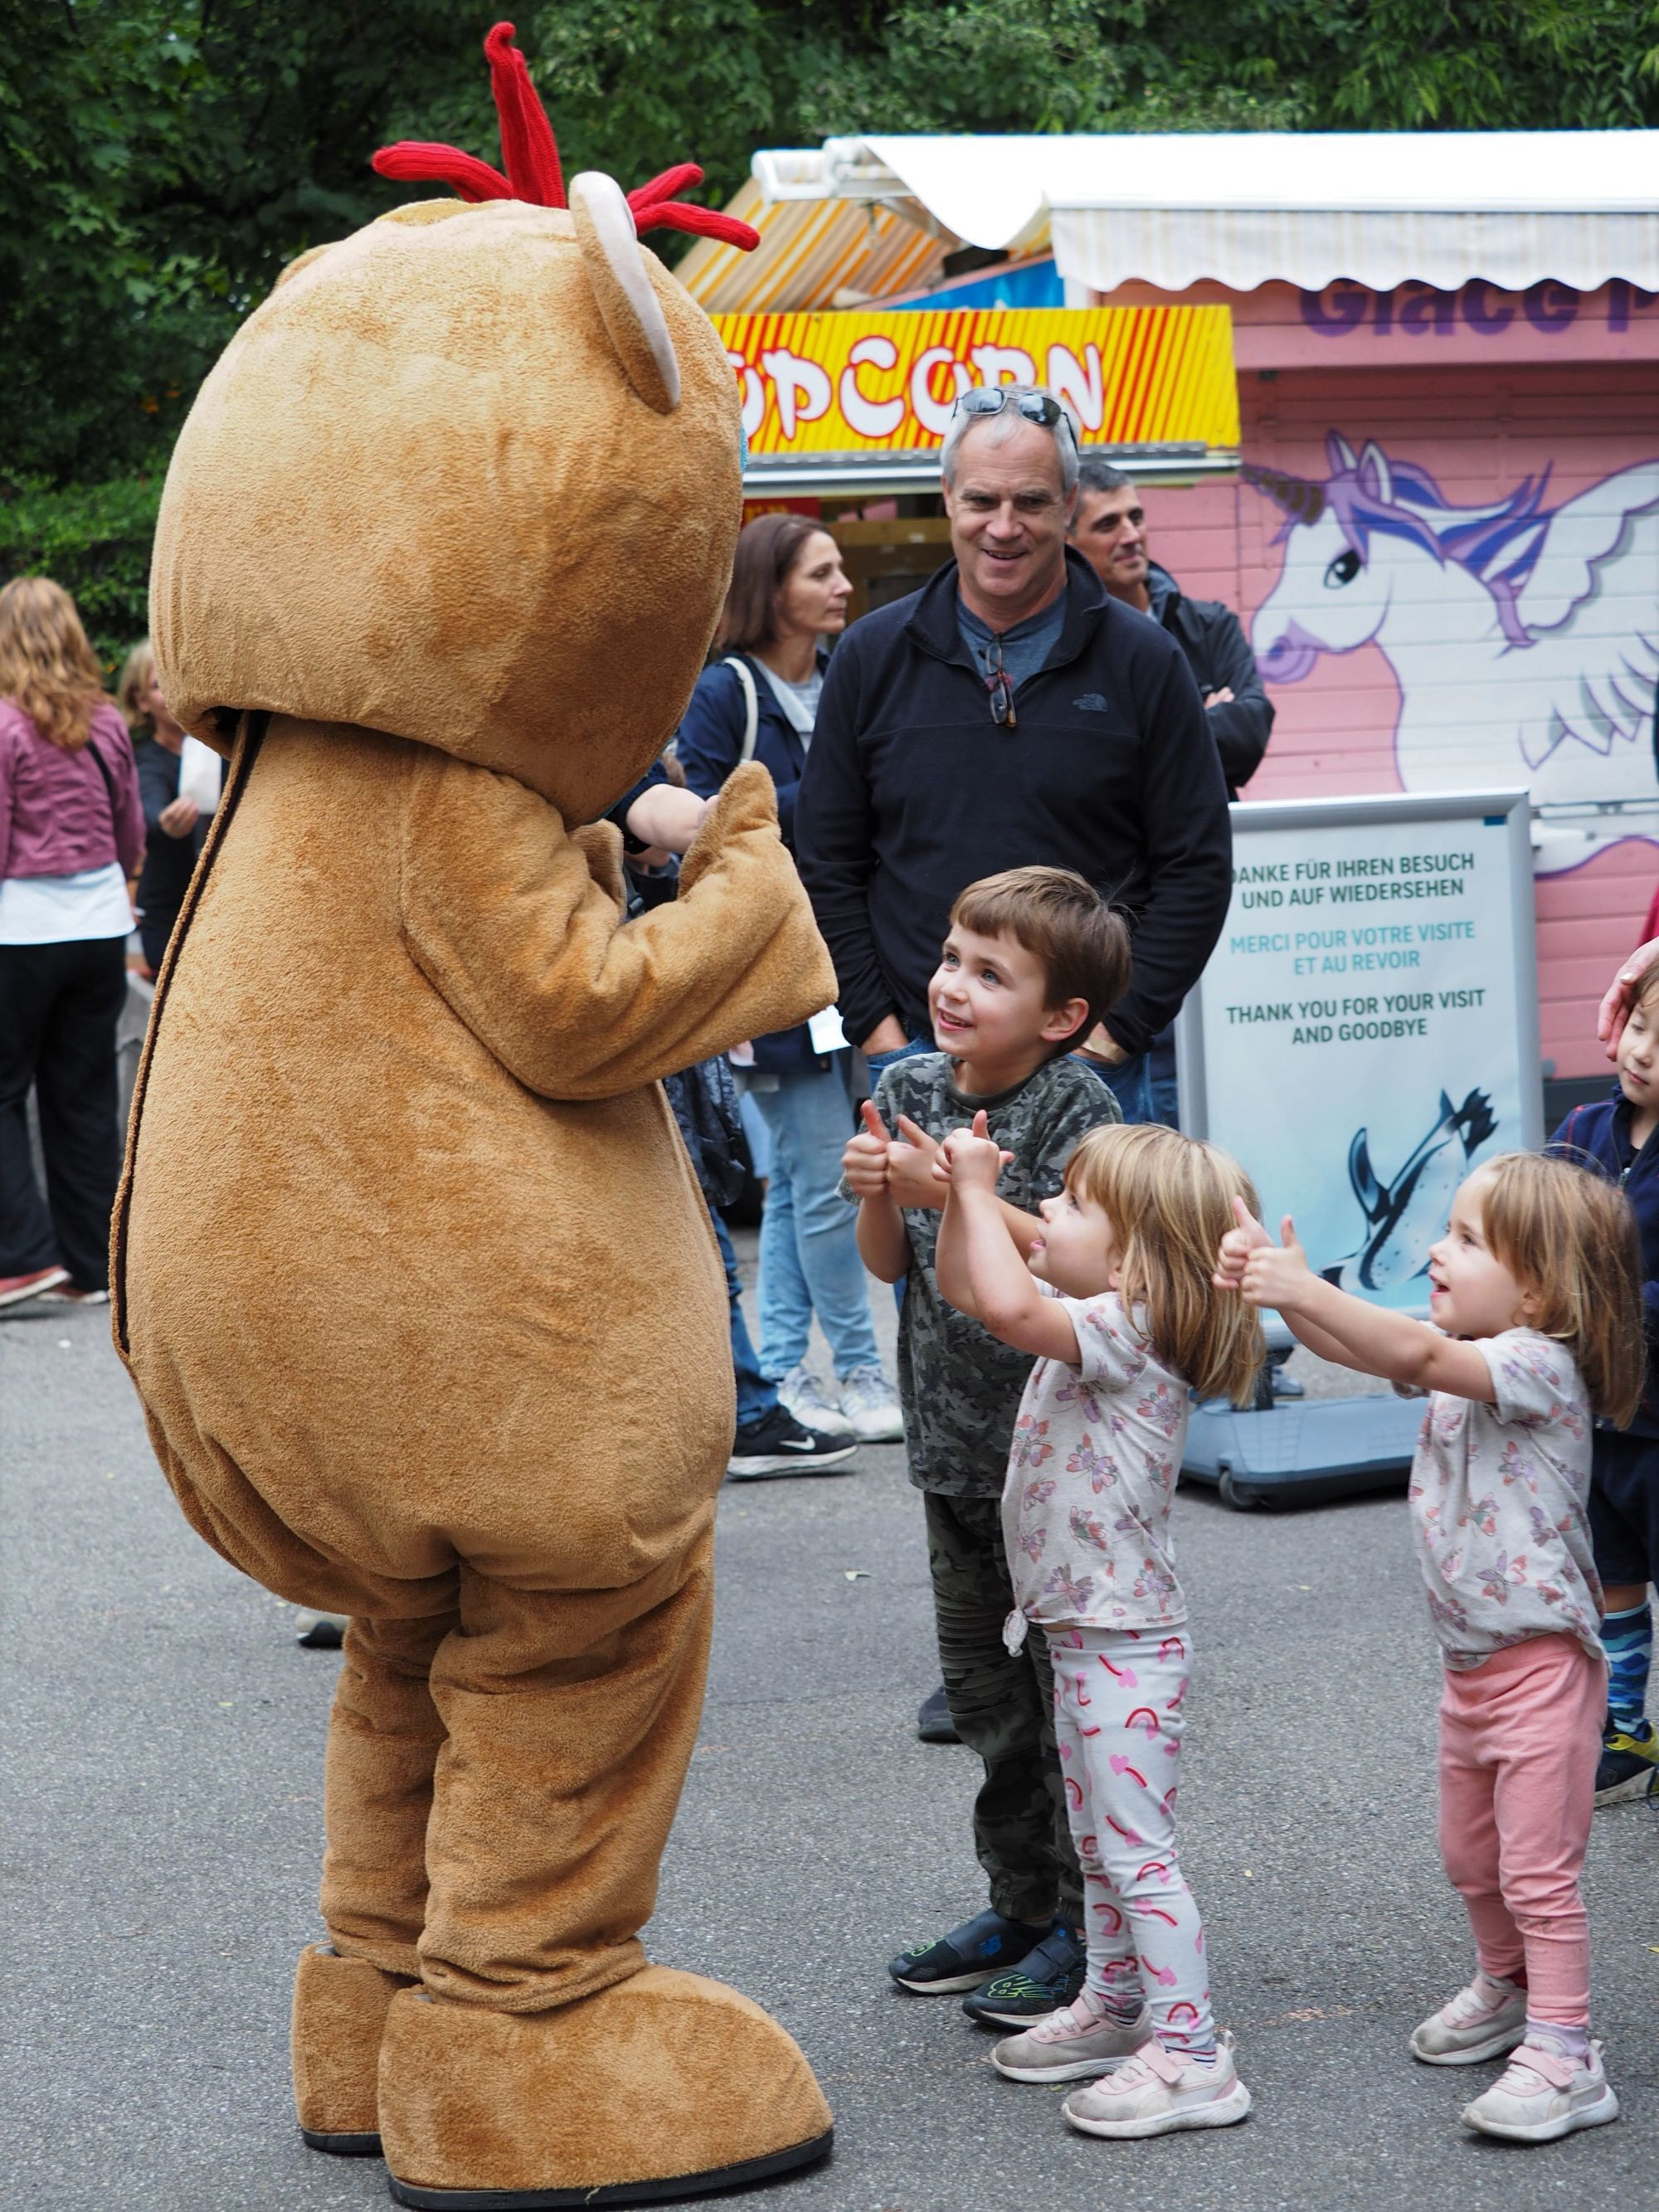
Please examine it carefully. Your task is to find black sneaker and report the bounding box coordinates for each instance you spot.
[727,1406,859,1480]
[961,1922,1085,2026]
[887,1908,1052,1995]
[1595,1717,1659,1805]
[917,1683,961,1745]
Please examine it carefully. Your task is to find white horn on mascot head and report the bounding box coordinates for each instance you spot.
[569,171,681,414]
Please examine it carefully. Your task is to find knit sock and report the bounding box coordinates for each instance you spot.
[1525,2020,1591,2065]
[1601,1601,1653,1735]
[1087,1960,1146,2024]
[1165,2029,1219,2063]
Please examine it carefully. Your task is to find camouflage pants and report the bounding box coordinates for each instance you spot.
[923,1490,1082,1927]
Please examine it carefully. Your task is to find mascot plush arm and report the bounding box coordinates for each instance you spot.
[401,750,834,1098]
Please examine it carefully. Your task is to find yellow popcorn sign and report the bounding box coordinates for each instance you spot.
[711,306,1238,456]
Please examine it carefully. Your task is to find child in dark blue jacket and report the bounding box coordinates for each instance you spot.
[1552,962,1659,1804]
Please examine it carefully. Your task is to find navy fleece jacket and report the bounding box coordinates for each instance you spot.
[793,548,1233,1057]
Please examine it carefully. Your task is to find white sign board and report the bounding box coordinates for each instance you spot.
[1175,789,1541,1312]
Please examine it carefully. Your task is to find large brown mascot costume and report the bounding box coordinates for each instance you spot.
[114,25,836,2205]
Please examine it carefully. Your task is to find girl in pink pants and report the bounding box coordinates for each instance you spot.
[1219,1150,1644,2145]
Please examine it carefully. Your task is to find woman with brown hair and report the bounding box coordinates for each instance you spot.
[0,577,144,1306]
[675,513,902,1450]
[119,637,214,974]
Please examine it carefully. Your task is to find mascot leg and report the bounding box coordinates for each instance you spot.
[377,1530,833,2206]
[295,1611,453,2154]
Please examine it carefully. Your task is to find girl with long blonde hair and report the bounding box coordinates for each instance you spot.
[933,1116,1262,2141]
[0,577,144,1306]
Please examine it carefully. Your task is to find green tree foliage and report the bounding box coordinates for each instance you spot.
[3,0,1655,660]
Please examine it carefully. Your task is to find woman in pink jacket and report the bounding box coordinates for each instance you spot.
[0,578,144,1307]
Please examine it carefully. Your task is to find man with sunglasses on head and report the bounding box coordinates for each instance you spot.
[795,384,1233,2017]
[796,384,1231,1116]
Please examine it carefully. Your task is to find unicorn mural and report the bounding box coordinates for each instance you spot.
[1248,435,1659,859]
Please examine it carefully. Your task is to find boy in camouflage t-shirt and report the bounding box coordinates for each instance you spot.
[843,867,1130,2024]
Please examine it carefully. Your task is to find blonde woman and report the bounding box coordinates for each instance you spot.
[0,578,144,1307]
[119,639,210,973]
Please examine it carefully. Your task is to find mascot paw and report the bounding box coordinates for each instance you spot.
[377,1965,834,2206]
[293,1942,419,2156]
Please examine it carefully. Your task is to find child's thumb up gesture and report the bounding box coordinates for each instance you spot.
[1214,1196,1312,1310]
[843,1099,893,1200]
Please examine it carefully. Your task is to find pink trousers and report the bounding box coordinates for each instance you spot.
[1438,1633,1605,2026]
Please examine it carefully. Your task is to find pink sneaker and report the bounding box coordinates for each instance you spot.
[1409,1974,1527,2066]
[992,1993,1152,2083]
[1461,2039,1618,2143]
[1062,2031,1251,2138]
[0,1264,70,1310]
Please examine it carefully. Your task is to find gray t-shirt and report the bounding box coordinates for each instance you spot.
[862,1050,1121,1495]
[956,588,1068,695]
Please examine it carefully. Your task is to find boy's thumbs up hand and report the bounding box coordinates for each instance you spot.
[843,1097,893,1200]
[888,1112,945,1207]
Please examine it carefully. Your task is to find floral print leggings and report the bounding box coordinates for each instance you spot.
[1047,1621,1214,2055]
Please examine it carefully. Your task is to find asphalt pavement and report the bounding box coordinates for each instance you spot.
[3,1245,1655,2212]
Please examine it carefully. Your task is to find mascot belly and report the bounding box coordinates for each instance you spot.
[114,27,836,2205]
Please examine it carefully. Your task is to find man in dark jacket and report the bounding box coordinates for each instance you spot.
[1068,456,1273,802]
[795,392,1233,1099]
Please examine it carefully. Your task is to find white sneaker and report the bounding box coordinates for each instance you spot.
[1460,2039,1619,2143]
[776,1364,852,1436]
[837,1364,904,1444]
[1061,2030,1251,2139]
[1409,1974,1528,2065]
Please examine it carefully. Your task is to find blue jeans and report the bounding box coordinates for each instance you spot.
[1090,1035,1179,1129]
[751,1058,883,1381]
[713,1206,776,1430]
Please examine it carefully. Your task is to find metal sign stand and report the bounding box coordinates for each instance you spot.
[1175,787,1540,1508]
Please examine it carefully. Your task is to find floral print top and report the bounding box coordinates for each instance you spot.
[1001,1289,1191,1638]
[1408,1329,1603,1671]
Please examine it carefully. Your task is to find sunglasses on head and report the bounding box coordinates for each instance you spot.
[951,386,1079,447]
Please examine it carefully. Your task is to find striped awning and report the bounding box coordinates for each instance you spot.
[675,178,951,314]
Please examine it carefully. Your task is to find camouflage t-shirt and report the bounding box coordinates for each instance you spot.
[869,1050,1121,1497]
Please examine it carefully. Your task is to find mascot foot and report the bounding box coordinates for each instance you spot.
[378,1966,834,2206]
[293,1942,418,2156]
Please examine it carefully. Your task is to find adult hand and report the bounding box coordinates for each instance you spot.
[1076,1023,1126,1066]
[1204,686,1236,709]
[842,1099,893,1201]
[1598,940,1659,1060]
[861,1016,909,1057]
[158,796,199,837]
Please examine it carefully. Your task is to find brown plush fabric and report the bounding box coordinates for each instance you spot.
[291,1943,415,2138]
[117,156,837,2191]
[150,198,742,826]
[378,1971,834,2194]
[119,731,830,1611]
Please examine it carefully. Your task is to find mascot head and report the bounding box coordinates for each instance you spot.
[150,22,758,822]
